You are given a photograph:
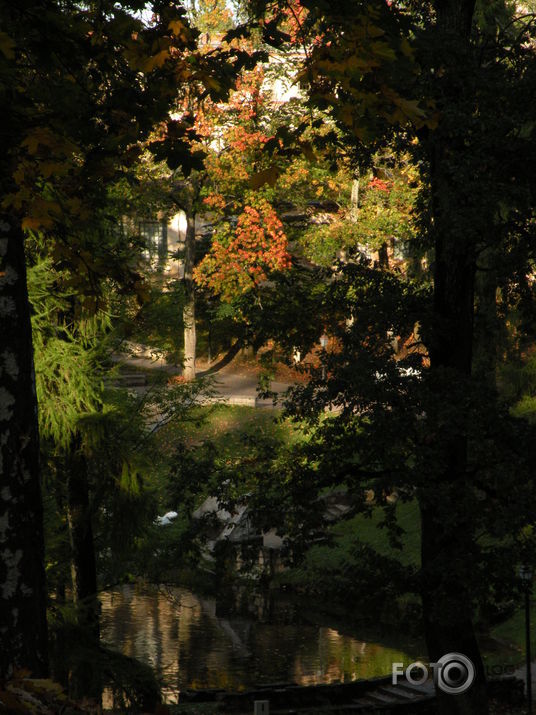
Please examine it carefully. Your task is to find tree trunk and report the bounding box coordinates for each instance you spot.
[436,0,476,35]
[66,443,99,640]
[350,174,359,223]
[419,3,488,712]
[183,213,196,381]
[422,202,488,715]
[473,247,497,389]
[0,222,48,678]
[65,438,100,699]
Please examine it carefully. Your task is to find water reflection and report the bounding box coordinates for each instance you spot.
[100,585,416,703]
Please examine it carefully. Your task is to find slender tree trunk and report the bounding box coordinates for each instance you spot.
[350,173,359,223]
[183,213,196,381]
[66,443,99,640]
[0,221,48,678]
[419,3,488,713]
[65,437,100,699]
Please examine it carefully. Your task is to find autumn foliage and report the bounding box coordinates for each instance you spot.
[194,195,291,301]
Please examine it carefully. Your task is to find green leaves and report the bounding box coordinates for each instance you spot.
[28,258,108,450]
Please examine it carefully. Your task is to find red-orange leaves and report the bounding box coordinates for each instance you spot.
[282,0,308,45]
[368,177,391,192]
[194,196,291,302]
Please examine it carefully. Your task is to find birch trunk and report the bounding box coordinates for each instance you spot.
[183,213,196,381]
[0,221,48,678]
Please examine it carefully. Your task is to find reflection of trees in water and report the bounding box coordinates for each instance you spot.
[100,587,138,658]
[178,597,252,690]
[101,586,415,697]
[101,586,184,694]
[179,605,216,687]
[150,592,164,674]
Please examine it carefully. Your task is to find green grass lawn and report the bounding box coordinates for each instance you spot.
[157,403,300,454]
[332,500,421,567]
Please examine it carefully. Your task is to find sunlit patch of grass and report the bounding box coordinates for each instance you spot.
[156,404,302,453]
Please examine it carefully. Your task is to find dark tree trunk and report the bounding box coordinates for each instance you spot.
[436,0,476,35]
[65,438,100,699]
[183,213,196,381]
[66,442,99,640]
[423,193,489,715]
[473,247,498,389]
[0,222,48,678]
[419,3,488,712]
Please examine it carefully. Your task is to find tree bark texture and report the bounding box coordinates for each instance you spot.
[0,222,48,678]
[183,213,196,381]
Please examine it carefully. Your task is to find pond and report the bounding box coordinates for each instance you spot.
[100,584,423,704]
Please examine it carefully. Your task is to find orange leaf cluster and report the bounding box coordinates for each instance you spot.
[194,197,291,302]
[367,177,391,192]
[282,0,308,45]
[203,192,226,209]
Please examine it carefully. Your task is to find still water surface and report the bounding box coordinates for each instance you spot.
[100,584,420,703]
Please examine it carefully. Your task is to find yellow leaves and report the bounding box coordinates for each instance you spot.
[363,23,385,39]
[390,96,428,129]
[0,31,16,60]
[249,165,280,189]
[142,49,171,73]
[21,216,46,231]
[203,75,222,93]
[22,127,58,154]
[168,19,189,42]
[22,199,62,232]
[126,35,174,74]
[22,129,52,155]
[21,127,79,158]
[2,186,30,211]
[299,141,315,162]
[41,162,67,179]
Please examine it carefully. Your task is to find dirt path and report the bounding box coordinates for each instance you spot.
[113,342,293,406]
